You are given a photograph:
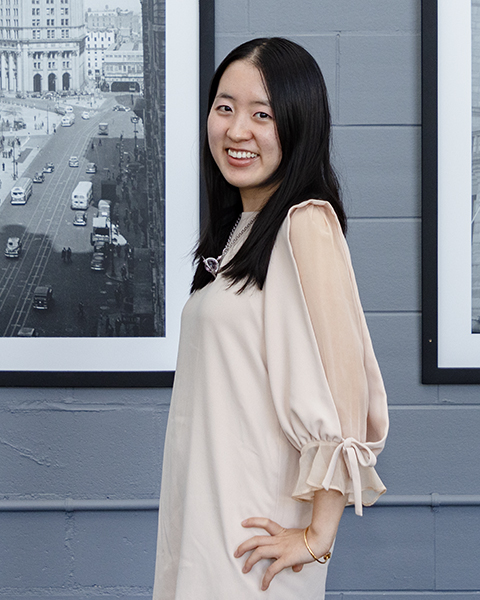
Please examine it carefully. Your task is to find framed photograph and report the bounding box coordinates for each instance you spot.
[422,0,480,383]
[0,0,214,387]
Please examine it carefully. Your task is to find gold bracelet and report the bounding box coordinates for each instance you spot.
[303,526,332,564]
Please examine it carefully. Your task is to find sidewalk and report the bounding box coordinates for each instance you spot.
[99,247,153,337]
[0,134,49,206]
[1,96,61,137]
[0,94,62,205]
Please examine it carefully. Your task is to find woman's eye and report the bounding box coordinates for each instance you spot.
[216,105,232,113]
[255,112,271,119]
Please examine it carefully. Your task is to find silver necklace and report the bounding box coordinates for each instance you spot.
[202,214,256,278]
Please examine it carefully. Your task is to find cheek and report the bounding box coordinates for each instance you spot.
[207,116,222,156]
[269,133,282,165]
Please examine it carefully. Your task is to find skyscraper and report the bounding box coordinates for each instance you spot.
[140,0,165,335]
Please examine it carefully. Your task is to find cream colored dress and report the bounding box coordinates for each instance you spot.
[152,200,388,600]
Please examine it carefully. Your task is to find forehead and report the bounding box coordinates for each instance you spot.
[216,60,269,102]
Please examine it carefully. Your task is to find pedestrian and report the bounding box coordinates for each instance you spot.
[115,285,122,307]
[115,317,121,336]
[61,247,66,262]
[2,162,5,171]
[152,38,388,600]
[91,141,94,150]
[98,138,102,146]
[66,247,72,263]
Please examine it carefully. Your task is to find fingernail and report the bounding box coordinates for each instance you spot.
[241,520,247,526]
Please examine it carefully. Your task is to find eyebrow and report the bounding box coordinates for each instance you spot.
[215,92,271,107]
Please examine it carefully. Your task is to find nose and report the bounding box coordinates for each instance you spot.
[227,113,252,142]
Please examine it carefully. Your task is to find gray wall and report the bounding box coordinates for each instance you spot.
[1,1,479,598]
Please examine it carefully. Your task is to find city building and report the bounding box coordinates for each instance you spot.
[140,0,165,334]
[85,7,141,38]
[0,0,86,93]
[103,40,143,92]
[85,29,115,80]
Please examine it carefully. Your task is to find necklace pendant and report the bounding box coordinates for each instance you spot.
[202,256,220,277]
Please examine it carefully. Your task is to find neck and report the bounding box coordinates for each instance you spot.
[240,186,275,212]
[241,197,266,213]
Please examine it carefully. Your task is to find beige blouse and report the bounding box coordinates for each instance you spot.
[153,199,388,599]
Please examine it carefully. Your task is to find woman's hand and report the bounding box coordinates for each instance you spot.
[234,517,330,591]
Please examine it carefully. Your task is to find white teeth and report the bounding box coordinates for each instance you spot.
[228,149,258,159]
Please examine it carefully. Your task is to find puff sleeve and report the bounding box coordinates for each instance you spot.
[263,200,388,516]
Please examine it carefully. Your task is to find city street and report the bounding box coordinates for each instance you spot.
[0,93,152,337]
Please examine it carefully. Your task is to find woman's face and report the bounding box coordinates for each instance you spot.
[207,60,282,211]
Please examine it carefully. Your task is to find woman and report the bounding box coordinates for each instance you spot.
[153,38,388,599]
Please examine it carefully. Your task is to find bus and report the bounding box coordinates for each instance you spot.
[98,122,109,135]
[10,177,33,205]
[71,181,93,210]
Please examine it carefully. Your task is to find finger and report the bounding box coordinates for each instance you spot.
[241,517,284,536]
[242,545,278,573]
[234,535,273,558]
[261,559,286,591]
[292,564,304,573]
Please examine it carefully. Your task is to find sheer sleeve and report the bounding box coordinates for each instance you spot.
[263,200,388,516]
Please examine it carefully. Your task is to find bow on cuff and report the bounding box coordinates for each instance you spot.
[321,437,377,516]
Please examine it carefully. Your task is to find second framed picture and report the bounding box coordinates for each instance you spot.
[423,0,480,383]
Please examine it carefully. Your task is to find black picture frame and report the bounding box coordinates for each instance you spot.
[0,0,215,388]
[422,0,480,383]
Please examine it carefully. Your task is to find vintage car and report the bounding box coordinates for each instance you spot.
[86,162,97,174]
[5,237,22,258]
[43,163,55,173]
[69,156,79,167]
[33,286,53,310]
[17,327,37,337]
[73,211,87,226]
[90,252,107,271]
[33,172,45,183]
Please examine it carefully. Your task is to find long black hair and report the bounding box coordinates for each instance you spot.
[191,37,346,292]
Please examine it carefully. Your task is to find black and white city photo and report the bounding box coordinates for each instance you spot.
[0,0,166,341]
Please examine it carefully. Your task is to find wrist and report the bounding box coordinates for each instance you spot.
[308,520,337,554]
[303,526,332,564]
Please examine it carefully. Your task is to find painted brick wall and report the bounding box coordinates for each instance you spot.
[1,1,479,599]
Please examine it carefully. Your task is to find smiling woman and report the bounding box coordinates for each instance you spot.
[152,37,388,600]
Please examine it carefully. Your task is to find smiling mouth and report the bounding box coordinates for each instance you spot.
[227,149,259,159]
